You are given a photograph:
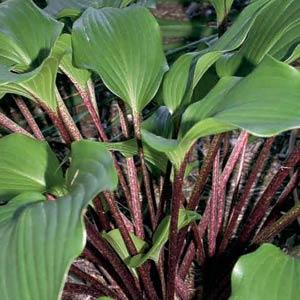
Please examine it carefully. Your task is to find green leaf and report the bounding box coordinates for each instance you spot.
[127,209,200,267]
[0,134,64,202]
[45,0,123,18]
[102,229,148,276]
[162,0,270,115]
[0,192,45,226]
[163,50,222,114]
[216,0,300,76]
[230,244,300,300]
[55,34,90,90]
[144,56,300,168]
[142,106,173,139]
[66,140,118,191]
[212,0,271,52]
[97,297,113,300]
[72,6,168,113]
[0,0,64,110]
[0,138,117,300]
[209,0,234,24]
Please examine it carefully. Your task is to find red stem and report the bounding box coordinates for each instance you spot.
[126,157,145,238]
[0,111,34,138]
[265,170,300,226]
[118,102,145,238]
[238,147,300,245]
[69,265,123,300]
[102,192,158,299]
[188,135,223,210]
[219,137,274,252]
[133,112,156,229]
[40,103,72,144]
[73,83,132,204]
[85,218,142,300]
[14,96,45,140]
[253,206,300,245]
[56,89,82,141]
[208,150,221,257]
[93,196,111,231]
[63,283,103,298]
[167,150,191,300]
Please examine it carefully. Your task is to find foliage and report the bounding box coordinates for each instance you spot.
[230,244,300,300]
[0,0,300,299]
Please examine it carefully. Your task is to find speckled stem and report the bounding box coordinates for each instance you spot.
[0,111,33,138]
[14,96,45,140]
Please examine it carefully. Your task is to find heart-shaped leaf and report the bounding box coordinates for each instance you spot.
[72,6,168,114]
[230,243,300,300]
[0,136,117,300]
[0,0,64,110]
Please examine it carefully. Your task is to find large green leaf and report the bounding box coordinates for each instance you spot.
[0,192,45,226]
[209,0,234,24]
[216,0,300,76]
[0,134,64,202]
[72,6,168,113]
[161,0,272,115]
[45,0,123,18]
[230,244,300,300]
[0,0,64,110]
[143,56,300,168]
[127,209,200,267]
[163,50,222,114]
[212,0,271,52]
[0,137,117,300]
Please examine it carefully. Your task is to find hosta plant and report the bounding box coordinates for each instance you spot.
[0,0,300,299]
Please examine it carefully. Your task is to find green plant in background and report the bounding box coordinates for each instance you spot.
[0,0,300,299]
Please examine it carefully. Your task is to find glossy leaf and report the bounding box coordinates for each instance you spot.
[0,138,117,300]
[72,6,168,113]
[127,209,200,267]
[0,134,64,202]
[0,0,63,110]
[230,244,300,300]
[144,56,300,168]
[209,0,234,24]
[161,0,270,115]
